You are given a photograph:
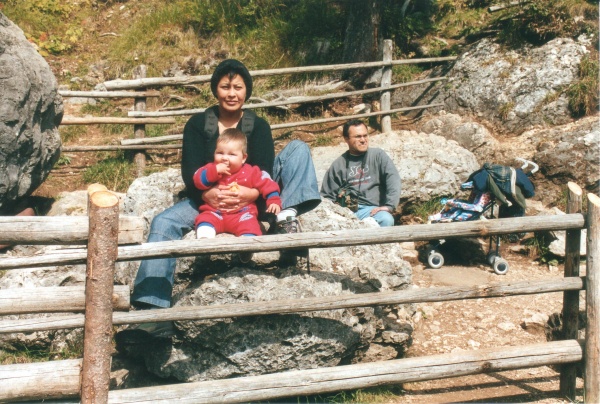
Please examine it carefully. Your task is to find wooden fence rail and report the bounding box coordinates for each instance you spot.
[59,40,455,173]
[99,55,457,91]
[0,285,130,315]
[0,184,597,402]
[2,340,583,403]
[0,213,585,270]
[0,276,585,334]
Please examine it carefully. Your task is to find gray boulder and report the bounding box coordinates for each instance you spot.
[117,169,414,382]
[0,13,63,214]
[393,37,590,136]
[533,116,599,192]
[313,130,480,203]
[418,111,499,163]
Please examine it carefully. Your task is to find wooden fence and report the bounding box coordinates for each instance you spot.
[58,40,455,176]
[0,182,598,403]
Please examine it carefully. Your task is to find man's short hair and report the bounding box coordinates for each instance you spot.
[218,128,248,153]
[343,119,366,138]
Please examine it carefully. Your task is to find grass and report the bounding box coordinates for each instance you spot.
[59,125,86,143]
[261,385,407,403]
[0,336,84,365]
[406,197,446,223]
[567,50,599,117]
[82,152,136,193]
[495,0,598,47]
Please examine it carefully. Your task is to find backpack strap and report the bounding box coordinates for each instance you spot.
[240,109,256,138]
[203,105,220,141]
[204,105,256,141]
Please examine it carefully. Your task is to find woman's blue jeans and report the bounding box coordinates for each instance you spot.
[131,140,321,308]
[355,205,395,227]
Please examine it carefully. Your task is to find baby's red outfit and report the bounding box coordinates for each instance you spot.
[193,163,282,236]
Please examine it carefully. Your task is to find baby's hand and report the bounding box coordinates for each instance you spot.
[216,162,230,176]
[267,204,281,214]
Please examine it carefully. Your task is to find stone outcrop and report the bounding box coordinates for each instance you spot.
[312,130,479,203]
[116,168,416,382]
[0,13,63,214]
[393,36,591,135]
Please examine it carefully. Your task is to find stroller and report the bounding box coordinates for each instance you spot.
[425,158,537,275]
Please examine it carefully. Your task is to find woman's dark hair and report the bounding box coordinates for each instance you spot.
[342,119,366,138]
[210,59,253,101]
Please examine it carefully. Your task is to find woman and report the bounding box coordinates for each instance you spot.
[129,59,321,319]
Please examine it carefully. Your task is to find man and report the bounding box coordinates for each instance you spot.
[321,119,401,227]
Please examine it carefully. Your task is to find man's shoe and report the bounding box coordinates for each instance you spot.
[115,321,175,346]
[276,217,308,258]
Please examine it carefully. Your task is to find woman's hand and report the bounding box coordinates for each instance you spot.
[202,184,259,212]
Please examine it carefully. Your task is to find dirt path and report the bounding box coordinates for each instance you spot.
[397,245,585,403]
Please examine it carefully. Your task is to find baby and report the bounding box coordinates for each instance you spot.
[193,128,281,262]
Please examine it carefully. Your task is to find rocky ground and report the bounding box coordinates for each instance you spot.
[397,244,585,403]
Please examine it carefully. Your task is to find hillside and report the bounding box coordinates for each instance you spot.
[0,1,598,402]
[1,0,597,202]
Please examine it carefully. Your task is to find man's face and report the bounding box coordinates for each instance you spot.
[345,124,369,155]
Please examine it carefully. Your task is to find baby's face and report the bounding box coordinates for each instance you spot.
[214,140,247,173]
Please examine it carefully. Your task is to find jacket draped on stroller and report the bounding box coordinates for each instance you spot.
[425,160,537,275]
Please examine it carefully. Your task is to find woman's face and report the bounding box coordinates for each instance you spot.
[216,74,247,113]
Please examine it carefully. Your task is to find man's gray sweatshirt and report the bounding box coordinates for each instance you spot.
[320,148,401,210]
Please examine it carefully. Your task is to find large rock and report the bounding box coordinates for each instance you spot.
[116,169,415,382]
[393,36,590,136]
[0,13,63,214]
[312,130,480,203]
[418,111,499,164]
[533,116,599,192]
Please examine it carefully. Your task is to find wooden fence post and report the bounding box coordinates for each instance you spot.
[380,39,393,133]
[80,184,120,404]
[560,182,582,399]
[133,65,147,177]
[585,192,600,403]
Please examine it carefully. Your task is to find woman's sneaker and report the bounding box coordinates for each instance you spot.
[276,217,308,258]
[239,252,254,263]
[115,321,175,347]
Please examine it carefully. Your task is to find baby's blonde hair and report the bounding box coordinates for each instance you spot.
[218,128,247,153]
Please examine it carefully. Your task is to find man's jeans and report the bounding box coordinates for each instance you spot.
[355,205,395,227]
[131,140,321,308]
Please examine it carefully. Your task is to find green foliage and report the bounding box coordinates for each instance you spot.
[406,197,447,223]
[0,339,83,365]
[2,0,87,55]
[498,101,515,120]
[496,0,598,46]
[567,51,599,117]
[146,124,170,138]
[524,232,558,264]
[392,64,424,83]
[55,154,72,166]
[59,125,86,143]
[432,0,490,40]
[82,153,135,193]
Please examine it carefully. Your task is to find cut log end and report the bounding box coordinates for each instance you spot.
[87,184,108,196]
[567,182,583,196]
[588,193,600,207]
[90,191,119,208]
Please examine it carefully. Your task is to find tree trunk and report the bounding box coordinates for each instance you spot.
[342,0,382,83]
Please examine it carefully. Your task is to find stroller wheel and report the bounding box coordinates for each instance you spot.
[486,252,499,265]
[427,251,445,269]
[493,258,509,275]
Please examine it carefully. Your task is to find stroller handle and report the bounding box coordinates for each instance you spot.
[516,158,539,175]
